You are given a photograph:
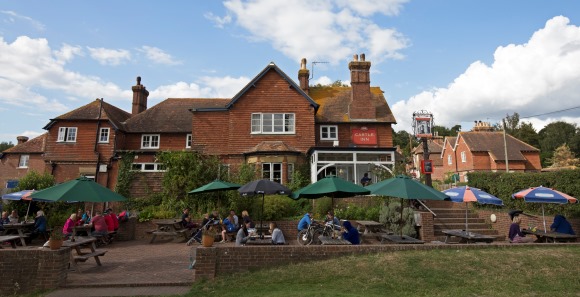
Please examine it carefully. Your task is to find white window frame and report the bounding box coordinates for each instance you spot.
[18,155,29,168]
[461,151,467,163]
[251,113,295,134]
[131,163,166,172]
[447,154,452,165]
[186,134,192,148]
[141,134,160,149]
[262,163,282,183]
[320,125,338,140]
[98,128,110,143]
[57,127,77,142]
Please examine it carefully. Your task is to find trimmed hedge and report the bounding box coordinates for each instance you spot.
[467,170,580,218]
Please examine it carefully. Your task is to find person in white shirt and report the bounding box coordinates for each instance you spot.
[270,222,285,245]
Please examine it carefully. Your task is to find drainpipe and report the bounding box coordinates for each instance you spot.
[94,99,103,210]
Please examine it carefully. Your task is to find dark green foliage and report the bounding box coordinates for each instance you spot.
[115,152,136,200]
[538,121,579,167]
[15,170,55,191]
[467,170,580,218]
[379,199,417,237]
[392,128,417,158]
[0,141,14,152]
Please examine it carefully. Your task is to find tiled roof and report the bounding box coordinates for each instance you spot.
[244,141,299,154]
[3,133,47,154]
[45,99,131,130]
[309,86,396,123]
[460,132,539,161]
[123,98,230,133]
[413,140,443,154]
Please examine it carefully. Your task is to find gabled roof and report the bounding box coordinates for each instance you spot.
[2,133,47,154]
[222,62,319,111]
[413,140,443,154]
[44,99,131,130]
[309,86,396,123]
[459,132,539,161]
[124,98,230,133]
[440,136,457,157]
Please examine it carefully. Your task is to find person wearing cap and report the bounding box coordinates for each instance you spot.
[29,210,47,240]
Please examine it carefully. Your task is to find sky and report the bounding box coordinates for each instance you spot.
[1,0,580,144]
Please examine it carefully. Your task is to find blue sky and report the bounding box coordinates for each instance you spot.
[1,0,580,144]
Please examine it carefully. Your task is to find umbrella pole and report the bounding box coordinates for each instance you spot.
[25,200,32,221]
[542,205,547,233]
[260,193,265,238]
[465,202,469,233]
[400,198,404,238]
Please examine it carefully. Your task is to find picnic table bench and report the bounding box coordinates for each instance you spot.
[245,235,273,245]
[319,235,351,245]
[0,235,21,248]
[522,229,578,243]
[3,223,34,246]
[355,220,393,242]
[381,235,425,244]
[442,230,495,244]
[150,219,190,243]
[44,236,107,273]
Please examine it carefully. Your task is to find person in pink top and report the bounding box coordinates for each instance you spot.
[91,211,108,236]
[62,213,77,237]
[104,210,115,232]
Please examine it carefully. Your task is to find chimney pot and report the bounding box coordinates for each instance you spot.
[137,76,141,86]
[16,136,29,144]
[353,54,358,61]
[360,53,365,61]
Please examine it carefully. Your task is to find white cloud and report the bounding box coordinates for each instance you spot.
[0,10,45,31]
[204,12,232,28]
[217,0,409,64]
[392,16,580,133]
[139,46,181,65]
[54,43,83,63]
[149,76,250,100]
[87,46,131,66]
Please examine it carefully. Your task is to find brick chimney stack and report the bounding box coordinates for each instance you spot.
[16,136,29,144]
[298,58,309,95]
[349,53,374,119]
[132,76,149,115]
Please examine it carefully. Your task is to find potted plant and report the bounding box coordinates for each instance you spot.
[201,226,217,247]
[48,227,65,250]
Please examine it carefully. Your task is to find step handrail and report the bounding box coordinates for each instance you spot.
[416,200,437,217]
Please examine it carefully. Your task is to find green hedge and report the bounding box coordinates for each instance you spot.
[467,170,580,218]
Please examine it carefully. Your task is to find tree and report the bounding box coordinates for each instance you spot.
[538,122,578,167]
[515,122,540,149]
[432,125,461,137]
[16,170,55,191]
[504,113,520,135]
[549,144,579,168]
[0,141,14,152]
[392,129,417,158]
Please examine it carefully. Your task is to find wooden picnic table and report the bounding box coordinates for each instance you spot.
[381,235,425,244]
[44,236,107,272]
[355,220,392,242]
[442,230,495,244]
[522,229,578,243]
[0,235,21,249]
[73,224,93,236]
[318,235,351,245]
[149,219,189,243]
[3,223,34,246]
[245,234,273,245]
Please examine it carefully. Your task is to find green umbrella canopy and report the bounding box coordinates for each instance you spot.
[188,179,241,194]
[365,175,449,200]
[29,176,126,202]
[290,176,370,200]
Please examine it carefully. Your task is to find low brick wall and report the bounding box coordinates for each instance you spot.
[0,247,69,294]
[477,210,580,240]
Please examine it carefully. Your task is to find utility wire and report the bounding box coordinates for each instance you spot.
[520,105,580,119]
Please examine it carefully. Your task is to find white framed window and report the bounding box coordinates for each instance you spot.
[262,163,282,183]
[186,134,192,148]
[131,163,166,172]
[461,151,467,163]
[57,127,77,142]
[287,163,294,184]
[141,134,160,149]
[320,125,338,140]
[447,154,452,165]
[99,128,110,143]
[251,113,295,134]
[18,155,29,168]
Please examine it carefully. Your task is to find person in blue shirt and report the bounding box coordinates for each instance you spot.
[341,220,360,245]
[29,210,47,240]
[551,214,575,235]
[297,212,312,231]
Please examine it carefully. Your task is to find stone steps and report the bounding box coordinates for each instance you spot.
[430,207,505,242]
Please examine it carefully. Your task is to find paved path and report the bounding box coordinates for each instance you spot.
[44,237,203,297]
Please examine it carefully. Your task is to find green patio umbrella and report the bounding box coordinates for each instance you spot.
[188,179,242,209]
[29,176,127,202]
[290,176,370,209]
[366,175,449,237]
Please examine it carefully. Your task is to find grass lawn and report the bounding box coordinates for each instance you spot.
[186,245,580,297]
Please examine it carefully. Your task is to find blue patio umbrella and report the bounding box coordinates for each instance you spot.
[512,186,578,232]
[443,186,504,233]
[1,189,41,220]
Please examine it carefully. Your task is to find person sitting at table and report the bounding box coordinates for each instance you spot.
[235,222,253,246]
[91,211,109,237]
[230,209,239,227]
[181,208,197,230]
[325,210,341,230]
[220,214,237,243]
[508,216,534,243]
[108,208,119,231]
[241,210,255,228]
[550,214,575,235]
[297,212,312,231]
[62,213,78,238]
[1,211,9,225]
[29,210,47,240]
[8,210,19,223]
[104,209,115,232]
[81,210,92,224]
[270,222,286,245]
[360,173,372,186]
[341,220,360,245]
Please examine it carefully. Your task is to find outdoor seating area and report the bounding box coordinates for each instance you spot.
[149,219,190,244]
[522,229,578,243]
[442,229,496,244]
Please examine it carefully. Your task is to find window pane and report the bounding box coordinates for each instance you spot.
[262,163,271,179]
[285,114,294,132]
[132,164,142,171]
[67,128,77,142]
[144,164,155,171]
[329,126,337,138]
[263,114,273,132]
[251,114,261,133]
[151,136,159,147]
[58,127,66,142]
[142,136,150,147]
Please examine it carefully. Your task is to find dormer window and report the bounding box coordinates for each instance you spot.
[57,127,77,142]
[251,113,295,134]
[320,125,338,140]
[141,134,160,149]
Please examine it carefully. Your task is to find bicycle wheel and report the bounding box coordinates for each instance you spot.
[310,228,324,245]
[297,229,310,245]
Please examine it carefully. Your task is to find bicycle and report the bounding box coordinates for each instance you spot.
[297,220,341,245]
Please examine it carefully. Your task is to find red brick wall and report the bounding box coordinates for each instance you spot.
[0,248,69,294]
[44,121,117,162]
[522,152,542,171]
[124,133,191,151]
[0,153,45,192]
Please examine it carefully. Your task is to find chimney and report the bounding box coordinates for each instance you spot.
[348,53,374,119]
[16,136,29,144]
[132,76,149,115]
[298,58,309,94]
